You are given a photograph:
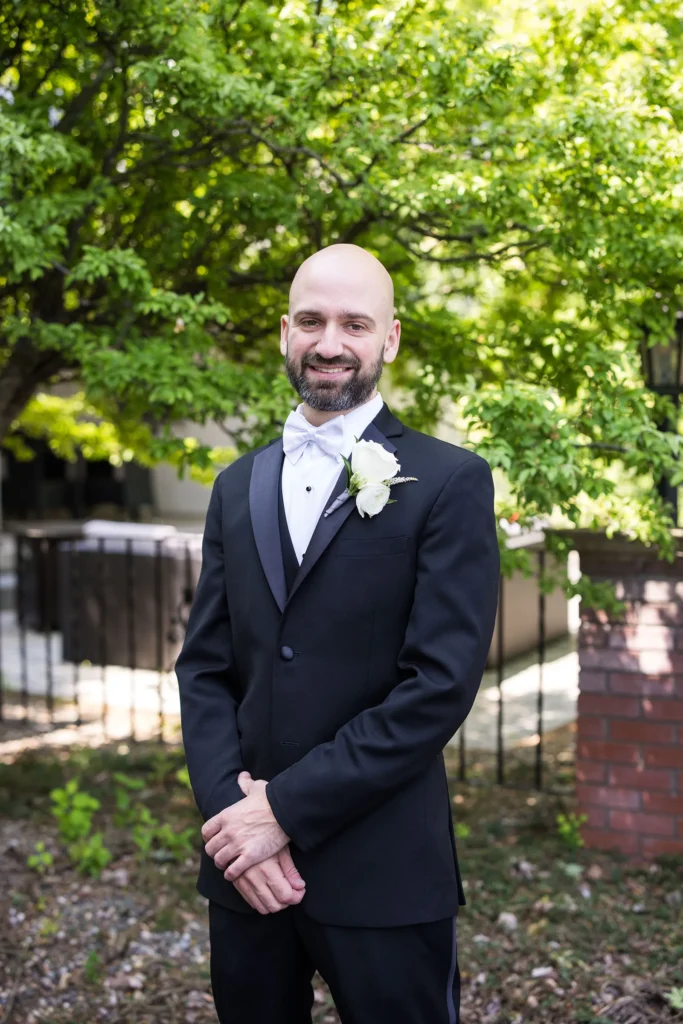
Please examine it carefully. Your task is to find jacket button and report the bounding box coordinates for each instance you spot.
[280,645,295,661]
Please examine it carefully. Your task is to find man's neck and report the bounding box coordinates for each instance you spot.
[301,389,378,427]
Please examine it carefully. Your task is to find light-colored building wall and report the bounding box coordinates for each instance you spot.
[151,420,231,523]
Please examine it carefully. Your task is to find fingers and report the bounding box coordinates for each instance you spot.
[205,830,234,866]
[223,838,287,880]
[201,815,223,842]
[236,871,281,914]
[234,858,305,914]
[261,857,304,906]
[200,776,254,839]
[223,853,254,882]
[234,877,269,915]
[278,846,306,891]
[213,848,242,874]
[237,771,252,796]
[255,875,292,913]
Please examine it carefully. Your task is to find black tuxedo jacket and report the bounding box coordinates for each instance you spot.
[175,404,500,927]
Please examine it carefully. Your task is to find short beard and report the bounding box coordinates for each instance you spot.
[285,349,384,412]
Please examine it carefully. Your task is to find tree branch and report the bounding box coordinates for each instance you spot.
[573,442,629,453]
[240,124,352,188]
[101,63,129,177]
[0,338,67,440]
[56,56,117,134]
[394,234,545,265]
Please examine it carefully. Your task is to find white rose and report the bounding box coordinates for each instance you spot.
[350,439,399,485]
[355,483,391,518]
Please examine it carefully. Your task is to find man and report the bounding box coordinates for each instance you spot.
[175,243,500,1024]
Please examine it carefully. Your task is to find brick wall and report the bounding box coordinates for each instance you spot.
[571,532,683,860]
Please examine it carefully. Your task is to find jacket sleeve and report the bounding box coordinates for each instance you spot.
[175,474,245,821]
[265,455,500,851]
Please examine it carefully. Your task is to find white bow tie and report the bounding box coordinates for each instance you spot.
[282,409,347,463]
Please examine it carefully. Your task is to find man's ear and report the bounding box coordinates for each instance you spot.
[383,319,401,364]
[280,314,289,358]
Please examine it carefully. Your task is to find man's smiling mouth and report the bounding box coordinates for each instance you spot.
[307,366,354,375]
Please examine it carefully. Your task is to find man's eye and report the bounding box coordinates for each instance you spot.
[301,320,319,327]
[348,323,365,331]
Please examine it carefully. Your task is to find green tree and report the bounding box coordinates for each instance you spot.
[1,0,682,553]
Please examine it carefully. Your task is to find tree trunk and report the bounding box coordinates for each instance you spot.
[0,337,66,441]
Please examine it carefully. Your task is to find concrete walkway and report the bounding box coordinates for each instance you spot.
[463,633,578,750]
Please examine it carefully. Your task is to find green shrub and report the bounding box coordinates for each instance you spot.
[556,811,587,850]
[27,840,53,875]
[112,771,145,827]
[666,989,683,1011]
[49,778,112,877]
[83,950,102,985]
[132,805,195,861]
[50,778,100,843]
[69,832,112,877]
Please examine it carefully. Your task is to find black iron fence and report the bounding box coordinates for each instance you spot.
[0,526,576,790]
[2,526,201,744]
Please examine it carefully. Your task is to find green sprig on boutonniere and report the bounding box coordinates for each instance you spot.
[324,438,417,518]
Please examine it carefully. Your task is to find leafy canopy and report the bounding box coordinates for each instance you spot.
[1,0,682,565]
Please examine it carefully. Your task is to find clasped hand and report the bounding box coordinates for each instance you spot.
[201,772,305,915]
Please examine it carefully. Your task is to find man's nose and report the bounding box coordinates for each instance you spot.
[314,325,345,359]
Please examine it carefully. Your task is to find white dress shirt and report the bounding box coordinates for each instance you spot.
[282,392,384,563]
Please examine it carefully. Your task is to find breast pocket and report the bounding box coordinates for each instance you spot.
[334,535,409,557]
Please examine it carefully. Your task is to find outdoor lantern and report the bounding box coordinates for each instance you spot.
[640,312,683,522]
[640,313,683,395]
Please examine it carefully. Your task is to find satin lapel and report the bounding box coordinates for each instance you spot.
[286,423,398,604]
[249,440,287,613]
[361,421,399,452]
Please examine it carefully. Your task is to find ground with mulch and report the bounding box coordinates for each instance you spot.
[1,733,681,1024]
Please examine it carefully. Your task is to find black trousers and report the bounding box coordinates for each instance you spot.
[208,900,460,1024]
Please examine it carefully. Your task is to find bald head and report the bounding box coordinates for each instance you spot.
[289,244,395,327]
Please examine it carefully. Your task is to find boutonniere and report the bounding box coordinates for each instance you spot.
[324,439,417,518]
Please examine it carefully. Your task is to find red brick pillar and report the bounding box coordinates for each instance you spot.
[570,529,683,859]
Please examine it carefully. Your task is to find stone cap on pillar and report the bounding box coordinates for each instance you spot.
[548,527,683,579]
